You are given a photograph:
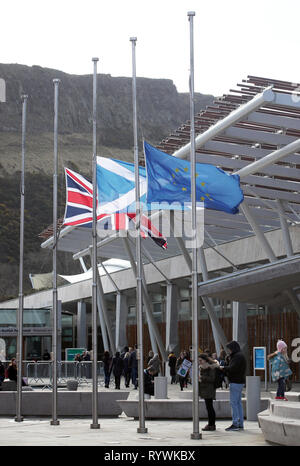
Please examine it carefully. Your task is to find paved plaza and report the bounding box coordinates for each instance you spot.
[1,380,293,447]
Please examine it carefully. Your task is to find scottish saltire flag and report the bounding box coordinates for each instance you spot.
[144,141,244,214]
[96,156,148,214]
[63,167,167,249]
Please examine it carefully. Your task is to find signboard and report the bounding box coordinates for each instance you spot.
[177,359,192,378]
[253,346,267,391]
[65,348,86,361]
[253,346,266,370]
[0,326,52,336]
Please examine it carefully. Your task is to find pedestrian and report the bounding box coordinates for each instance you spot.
[82,351,91,361]
[120,346,129,359]
[7,358,27,386]
[176,350,191,391]
[147,353,160,377]
[218,349,227,389]
[168,352,177,384]
[82,351,91,379]
[129,345,138,389]
[110,352,124,389]
[144,367,156,396]
[74,353,83,362]
[103,351,112,388]
[0,360,5,386]
[123,351,131,388]
[42,349,51,361]
[220,340,247,431]
[198,353,218,431]
[267,340,292,401]
[146,350,154,365]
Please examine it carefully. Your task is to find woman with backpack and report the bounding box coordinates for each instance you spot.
[198,353,219,431]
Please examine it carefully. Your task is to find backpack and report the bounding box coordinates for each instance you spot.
[214,366,223,389]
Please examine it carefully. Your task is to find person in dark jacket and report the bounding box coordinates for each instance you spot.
[168,352,177,384]
[198,353,219,431]
[7,358,27,386]
[103,351,112,388]
[110,352,124,389]
[147,353,160,377]
[122,351,131,388]
[144,367,156,396]
[0,360,5,385]
[129,345,138,389]
[221,340,247,431]
[176,350,191,391]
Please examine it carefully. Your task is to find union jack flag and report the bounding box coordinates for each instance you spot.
[63,167,167,249]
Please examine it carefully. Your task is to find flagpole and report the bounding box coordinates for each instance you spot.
[91,57,100,430]
[15,94,28,423]
[188,11,201,440]
[130,36,147,434]
[51,78,60,426]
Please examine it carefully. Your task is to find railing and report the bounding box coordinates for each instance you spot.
[1,360,105,390]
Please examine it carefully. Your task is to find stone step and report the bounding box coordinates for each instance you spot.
[117,398,269,420]
[270,391,300,402]
[179,390,232,400]
[0,391,129,416]
[269,400,300,420]
[258,410,300,446]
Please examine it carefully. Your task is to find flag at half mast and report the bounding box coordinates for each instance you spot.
[144,141,244,214]
[63,166,167,249]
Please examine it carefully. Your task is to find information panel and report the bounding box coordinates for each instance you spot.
[253,346,266,370]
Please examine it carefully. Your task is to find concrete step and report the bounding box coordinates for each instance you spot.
[117,398,269,420]
[258,411,300,446]
[258,399,300,445]
[179,390,232,400]
[0,390,129,416]
[270,391,300,402]
[270,400,300,420]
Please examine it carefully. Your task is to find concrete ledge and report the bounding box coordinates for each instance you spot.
[0,390,129,417]
[179,390,231,400]
[117,398,269,419]
[258,400,300,446]
[270,391,300,402]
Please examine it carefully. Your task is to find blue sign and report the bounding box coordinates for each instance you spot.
[253,347,266,370]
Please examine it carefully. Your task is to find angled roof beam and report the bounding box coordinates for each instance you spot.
[236,137,300,178]
[172,86,275,159]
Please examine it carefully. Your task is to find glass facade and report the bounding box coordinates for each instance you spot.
[0,308,73,361]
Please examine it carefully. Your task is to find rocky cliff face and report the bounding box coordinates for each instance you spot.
[0,64,213,175]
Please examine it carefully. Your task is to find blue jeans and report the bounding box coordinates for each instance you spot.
[229,383,244,427]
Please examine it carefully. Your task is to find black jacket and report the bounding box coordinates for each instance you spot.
[144,369,154,395]
[110,356,124,377]
[223,341,246,384]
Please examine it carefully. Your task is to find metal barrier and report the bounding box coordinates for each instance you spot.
[24,361,105,389]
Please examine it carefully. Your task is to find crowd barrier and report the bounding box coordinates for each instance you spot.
[1,360,106,390]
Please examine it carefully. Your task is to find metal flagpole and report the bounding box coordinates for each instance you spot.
[15,94,28,423]
[130,37,147,434]
[51,79,60,426]
[91,57,100,429]
[188,11,201,440]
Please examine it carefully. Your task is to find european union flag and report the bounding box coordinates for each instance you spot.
[144,141,244,214]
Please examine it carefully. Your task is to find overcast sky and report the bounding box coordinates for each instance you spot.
[1,0,299,96]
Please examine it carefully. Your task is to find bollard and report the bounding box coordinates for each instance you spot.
[246,375,261,421]
[154,376,168,399]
